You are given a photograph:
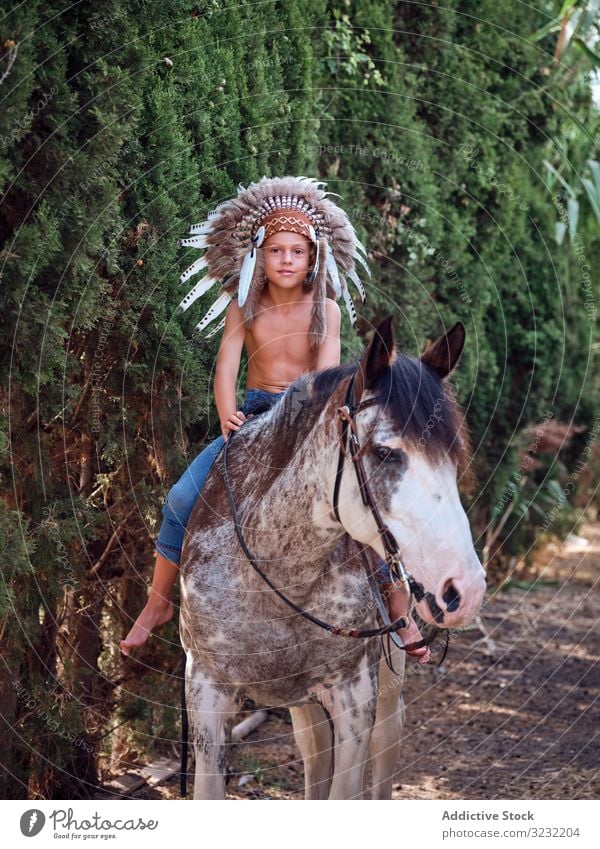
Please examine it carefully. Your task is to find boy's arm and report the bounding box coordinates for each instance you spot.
[315,299,342,370]
[214,300,246,439]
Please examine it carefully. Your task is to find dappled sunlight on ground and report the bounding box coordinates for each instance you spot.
[109,523,598,800]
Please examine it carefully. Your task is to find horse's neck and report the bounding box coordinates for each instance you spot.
[237,400,340,575]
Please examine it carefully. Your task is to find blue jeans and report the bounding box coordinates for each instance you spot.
[155,389,285,564]
[155,386,392,583]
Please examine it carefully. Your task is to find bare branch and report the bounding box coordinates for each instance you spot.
[0,42,18,86]
[89,507,137,577]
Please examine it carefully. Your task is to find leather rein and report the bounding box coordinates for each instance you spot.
[181,372,447,796]
[220,371,440,653]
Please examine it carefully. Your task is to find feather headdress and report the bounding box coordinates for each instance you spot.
[177,175,369,347]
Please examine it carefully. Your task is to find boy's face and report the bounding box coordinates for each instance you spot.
[262,231,313,287]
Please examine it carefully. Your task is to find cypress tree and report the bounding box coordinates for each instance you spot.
[1,0,326,795]
[1,1,597,796]
[316,1,598,561]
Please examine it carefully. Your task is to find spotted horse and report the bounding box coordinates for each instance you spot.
[179,317,486,799]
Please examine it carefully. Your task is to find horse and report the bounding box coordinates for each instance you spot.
[179,316,486,799]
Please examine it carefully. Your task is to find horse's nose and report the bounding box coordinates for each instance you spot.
[442,580,461,612]
[438,569,486,626]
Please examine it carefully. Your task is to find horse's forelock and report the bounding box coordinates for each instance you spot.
[373,355,467,464]
[310,356,471,471]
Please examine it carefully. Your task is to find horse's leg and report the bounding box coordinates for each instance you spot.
[365,643,406,799]
[186,666,237,800]
[320,674,377,800]
[289,704,333,800]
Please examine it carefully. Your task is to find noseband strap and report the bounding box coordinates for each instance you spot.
[332,374,422,598]
[220,371,439,653]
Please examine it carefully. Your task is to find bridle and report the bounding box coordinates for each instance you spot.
[333,371,426,612]
[220,368,440,652]
[180,368,448,797]
[221,432,410,641]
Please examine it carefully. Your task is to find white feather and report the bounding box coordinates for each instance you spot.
[317,237,329,286]
[341,280,357,326]
[298,177,326,190]
[355,250,371,278]
[205,316,226,339]
[326,251,342,297]
[347,268,366,304]
[177,277,217,313]
[189,221,212,235]
[180,255,208,284]
[308,247,319,283]
[195,291,231,332]
[355,238,368,257]
[208,199,228,218]
[179,235,209,249]
[238,247,257,307]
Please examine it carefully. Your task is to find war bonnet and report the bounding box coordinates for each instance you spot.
[177,175,370,346]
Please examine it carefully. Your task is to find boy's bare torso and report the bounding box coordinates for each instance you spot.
[245,292,319,392]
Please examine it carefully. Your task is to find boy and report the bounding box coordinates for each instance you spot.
[120,177,430,662]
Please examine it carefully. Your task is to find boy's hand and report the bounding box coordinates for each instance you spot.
[222,410,246,440]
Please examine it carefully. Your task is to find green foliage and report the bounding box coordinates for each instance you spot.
[318,0,598,533]
[0,0,325,797]
[1,0,597,796]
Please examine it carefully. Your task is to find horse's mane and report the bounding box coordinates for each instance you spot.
[243,353,473,485]
[311,354,473,476]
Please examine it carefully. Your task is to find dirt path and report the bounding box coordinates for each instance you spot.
[123,522,600,800]
[391,521,599,801]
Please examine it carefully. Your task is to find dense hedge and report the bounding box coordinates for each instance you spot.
[1,1,597,796]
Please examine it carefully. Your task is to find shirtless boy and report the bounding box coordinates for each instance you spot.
[121,179,430,662]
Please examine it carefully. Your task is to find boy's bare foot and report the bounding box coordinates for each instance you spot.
[120,594,173,656]
[395,615,432,665]
[387,584,432,664]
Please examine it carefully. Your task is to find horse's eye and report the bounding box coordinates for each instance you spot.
[374,444,406,464]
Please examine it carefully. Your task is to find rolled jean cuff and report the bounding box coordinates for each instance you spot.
[155,539,182,565]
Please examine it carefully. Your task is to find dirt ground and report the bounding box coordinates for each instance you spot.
[117,521,599,800]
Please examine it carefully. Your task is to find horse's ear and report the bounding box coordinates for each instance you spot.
[420,322,465,378]
[360,315,395,391]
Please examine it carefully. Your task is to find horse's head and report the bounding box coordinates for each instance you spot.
[320,316,485,629]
